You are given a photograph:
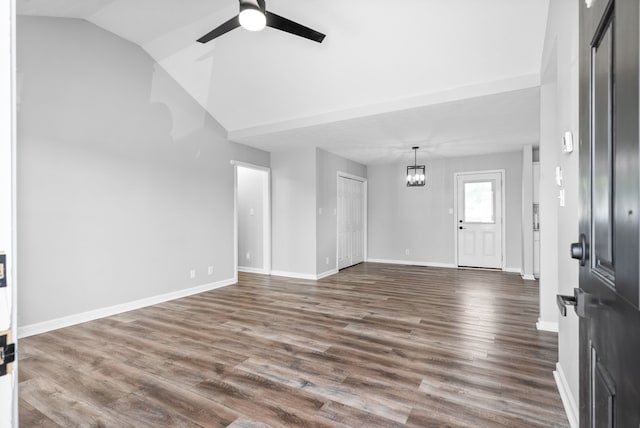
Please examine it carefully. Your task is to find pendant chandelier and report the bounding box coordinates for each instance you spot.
[406,146,426,187]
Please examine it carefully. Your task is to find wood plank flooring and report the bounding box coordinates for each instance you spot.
[18,263,569,427]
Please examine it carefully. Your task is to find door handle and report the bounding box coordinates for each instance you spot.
[557,288,586,317]
[570,233,588,266]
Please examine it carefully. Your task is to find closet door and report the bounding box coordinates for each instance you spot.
[338,176,365,269]
[337,177,350,269]
[351,179,364,265]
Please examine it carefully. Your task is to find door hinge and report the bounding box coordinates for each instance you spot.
[0,332,15,377]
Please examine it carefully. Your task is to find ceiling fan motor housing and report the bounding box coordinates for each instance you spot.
[240,0,266,14]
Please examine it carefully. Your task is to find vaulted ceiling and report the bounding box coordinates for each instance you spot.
[18,0,549,164]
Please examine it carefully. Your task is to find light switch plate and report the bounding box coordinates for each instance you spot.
[562,131,574,153]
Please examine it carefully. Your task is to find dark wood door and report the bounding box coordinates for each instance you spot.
[577,0,640,426]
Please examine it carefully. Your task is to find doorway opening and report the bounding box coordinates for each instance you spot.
[454,170,505,270]
[337,172,367,270]
[234,162,271,279]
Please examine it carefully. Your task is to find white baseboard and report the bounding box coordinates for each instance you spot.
[18,278,236,338]
[270,270,318,280]
[316,268,338,280]
[367,259,524,275]
[536,318,559,333]
[238,266,267,274]
[554,362,579,428]
[366,258,456,269]
[504,267,522,274]
[270,269,338,280]
[521,273,536,280]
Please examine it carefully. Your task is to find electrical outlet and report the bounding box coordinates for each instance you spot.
[190,269,196,279]
[208,266,214,275]
[246,252,251,261]
[319,207,323,215]
[250,208,255,216]
[405,249,410,256]
[326,257,330,265]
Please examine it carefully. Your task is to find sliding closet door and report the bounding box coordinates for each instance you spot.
[338,176,365,269]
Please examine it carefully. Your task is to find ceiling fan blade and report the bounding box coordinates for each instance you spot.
[266,12,325,43]
[197,15,240,44]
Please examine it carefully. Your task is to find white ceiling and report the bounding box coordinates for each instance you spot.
[18,0,549,164]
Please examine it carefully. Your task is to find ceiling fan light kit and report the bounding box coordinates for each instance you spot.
[197,0,326,44]
[239,0,266,31]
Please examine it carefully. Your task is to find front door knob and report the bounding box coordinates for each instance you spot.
[570,234,588,266]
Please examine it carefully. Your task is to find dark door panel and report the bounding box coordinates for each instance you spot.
[576,0,640,426]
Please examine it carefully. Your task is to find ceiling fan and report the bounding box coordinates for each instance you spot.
[197,0,326,44]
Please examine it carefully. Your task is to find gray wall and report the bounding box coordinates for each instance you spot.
[541,0,580,421]
[17,17,269,327]
[316,148,367,274]
[271,147,317,275]
[368,151,523,270]
[237,166,264,270]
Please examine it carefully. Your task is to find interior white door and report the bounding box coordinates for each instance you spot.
[350,178,364,265]
[456,172,503,269]
[338,176,364,269]
[0,0,17,426]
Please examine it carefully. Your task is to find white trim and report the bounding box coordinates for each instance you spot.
[337,171,367,182]
[367,259,523,274]
[367,258,457,269]
[316,268,338,280]
[270,270,318,280]
[262,167,271,275]
[18,278,236,339]
[269,269,338,280]
[536,318,559,332]
[453,169,507,270]
[233,164,238,283]
[233,161,272,280]
[0,0,17,425]
[554,362,579,428]
[230,160,271,171]
[521,273,536,280]
[336,172,368,271]
[238,266,268,274]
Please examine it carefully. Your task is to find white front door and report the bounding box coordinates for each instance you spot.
[456,172,503,269]
[338,176,365,270]
[0,0,17,426]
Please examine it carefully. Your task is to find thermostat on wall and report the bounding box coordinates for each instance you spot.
[562,131,574,153]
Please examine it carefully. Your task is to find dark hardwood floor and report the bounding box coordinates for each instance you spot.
[18,263,569,427]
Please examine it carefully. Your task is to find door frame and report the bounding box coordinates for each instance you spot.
[0,0,17,425]
[453,169,506,270]
[336,171,367,270]
[232,161,271,280]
